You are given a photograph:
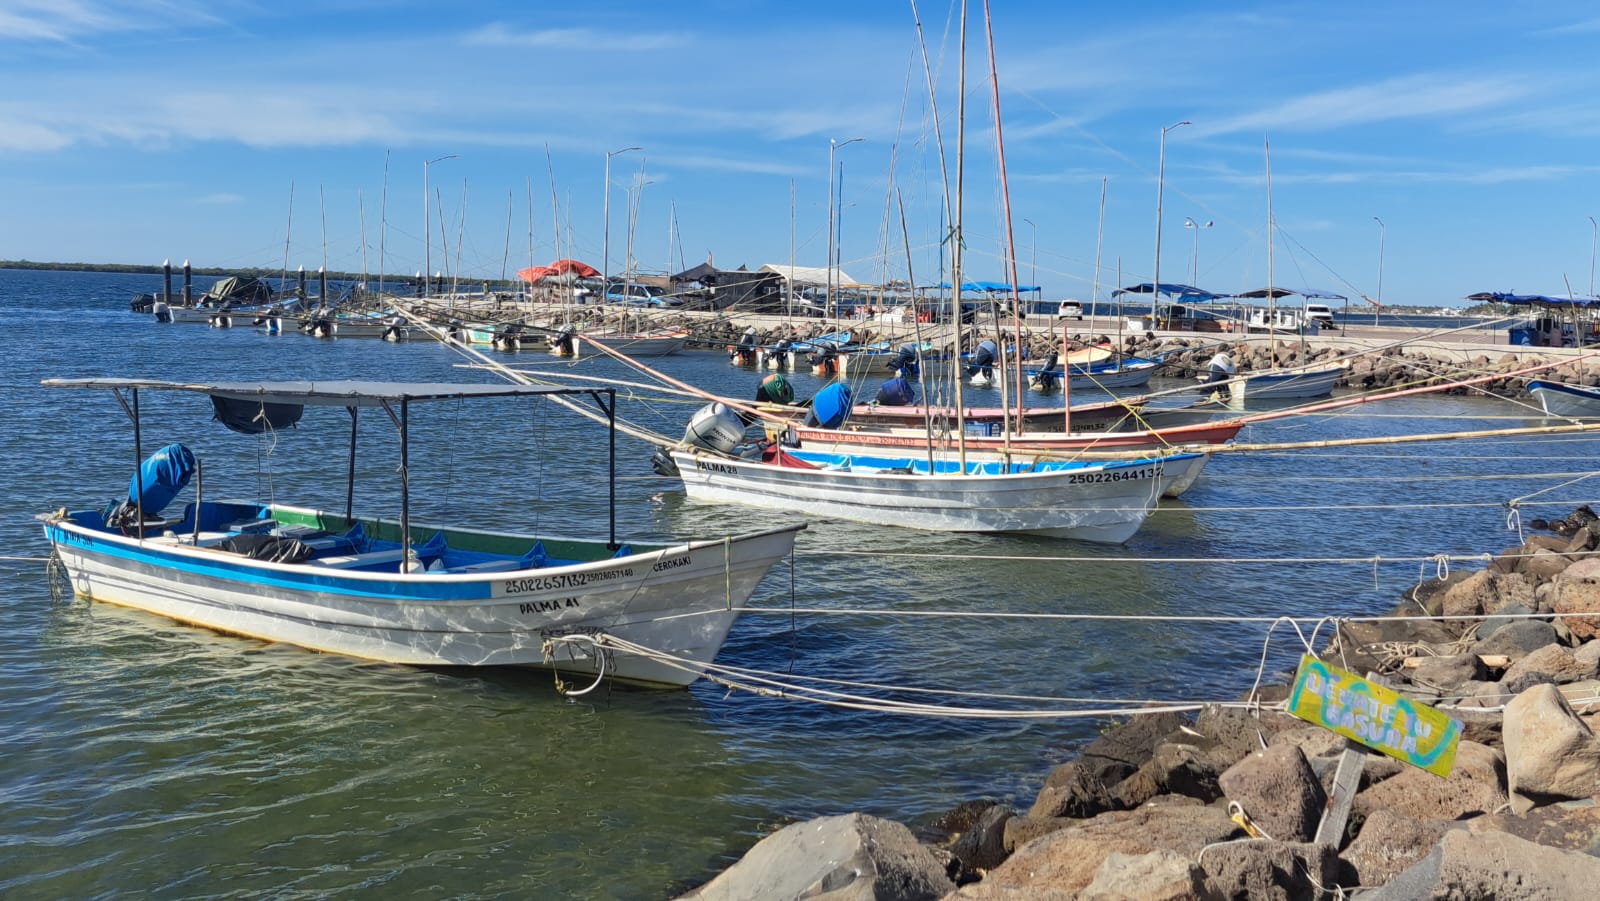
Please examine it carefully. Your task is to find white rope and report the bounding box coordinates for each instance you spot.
[802,548,1561,567]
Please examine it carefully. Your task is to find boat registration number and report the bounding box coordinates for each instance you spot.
[1066,465,1159,485]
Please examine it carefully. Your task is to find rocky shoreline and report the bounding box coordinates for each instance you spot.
[620,310,1596,402]
[676,507,1600,900]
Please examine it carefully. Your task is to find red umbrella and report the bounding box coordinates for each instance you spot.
[547,259,599,278]
[517,265,555,283]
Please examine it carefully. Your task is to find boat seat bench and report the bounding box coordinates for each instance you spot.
[306,548,410,570]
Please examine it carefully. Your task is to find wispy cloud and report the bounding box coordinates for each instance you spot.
[0,115,71,151]
[195,192,243,204]
[1192,73,1533,138]
[0,1,213,44]
[463,22,688,52]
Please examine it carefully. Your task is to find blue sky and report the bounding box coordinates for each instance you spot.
[4,1,1600,307]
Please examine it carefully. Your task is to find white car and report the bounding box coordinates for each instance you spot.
[1304,303,1335,329]
[1057,300,1084,320]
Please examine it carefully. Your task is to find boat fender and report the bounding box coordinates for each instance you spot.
[683,402,747,454]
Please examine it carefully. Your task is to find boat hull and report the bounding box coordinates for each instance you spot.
[579,333,687,357]
[1529,380,1600,418]
[1228,366,1343,400]
[42,510,801,688]
[671,449,1173,542]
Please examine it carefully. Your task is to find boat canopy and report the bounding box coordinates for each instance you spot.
[40,378,600,408]
[1113,283,1221,302]
[1234,287,1347,301]
[1466,292,1600,308]
[922,281,1041,293]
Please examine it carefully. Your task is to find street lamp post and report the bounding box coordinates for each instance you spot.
[1183,217,1212,285]
[1589,216,1596,298]
[1151,120,1190,328]
[827,137,864,320]
[602,146,642,304]
[1373,216,1385,327]
[422,154,459,298]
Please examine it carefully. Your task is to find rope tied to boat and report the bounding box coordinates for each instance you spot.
[543,633,611,699]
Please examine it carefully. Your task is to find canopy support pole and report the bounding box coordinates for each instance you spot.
[345,406,358,523]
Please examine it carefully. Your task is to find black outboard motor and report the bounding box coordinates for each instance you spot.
[152,300,172,323]
[966,339,996,380]
[492,322,523,351]
[552,323,577,355]
[768,338,792,370]
[893,342,920,380]
[381,314,406,341]
[810,343,839,376]
[446,318,468,343]
[1030,350,1061,392]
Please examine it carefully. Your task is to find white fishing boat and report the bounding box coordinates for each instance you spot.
[577,329,688,357]
[1528,379,1600,418]
[37,378,802,689]
[1225,362,1346,401]
[668,431,1181,543]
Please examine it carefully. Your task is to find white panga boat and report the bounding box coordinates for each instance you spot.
[1528,380,1600,418]
[665,403,1186,543]
[1225,363,1345,400]
[576,329,688,357]
[37,378,802,689]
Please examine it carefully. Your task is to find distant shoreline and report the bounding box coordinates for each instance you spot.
[0,260,400,282]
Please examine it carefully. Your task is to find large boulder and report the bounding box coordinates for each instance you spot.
[1441,569,1534,618]
[1197,841,1339,901]
[1548,563,1600,640]
[1079,850,1214,901]
[957,801,1238,898]
[948,804,1012,874]
[1500,643,1599,694]
[1028,711,1187,818]
[1338,807,1448,886]
[1406,653,1482,695]
[1365,829,1600,900]
[1504,683,1600,804]
[1217,744,1327,843]
[1112,742,1223,808]
[676,813,954,901]
[1476,619,1561,662]
[1468,798,1600,853]
[1351,740,1506,826]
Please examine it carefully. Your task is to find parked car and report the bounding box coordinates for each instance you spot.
[1304,303,1336,329]
[1057,300,1085,320]
[604,281,682,307]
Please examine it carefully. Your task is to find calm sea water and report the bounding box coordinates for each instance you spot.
[0,268,1589,899]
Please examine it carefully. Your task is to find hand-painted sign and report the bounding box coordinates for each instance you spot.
[1286,655,1461,778]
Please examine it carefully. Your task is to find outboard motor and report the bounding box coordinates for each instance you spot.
[876,375,915,407]
[1030,351,1061,392]
[755,373,795,406]
[152,300,172,323]
[809,343,839,376]
[381,314,406,341]
[683,402,748,454]
[803,382,853,429]
[767,338,792,370]
[551,323,577,355]
[731,327,759,366]
[967,339,997,385]
[893,342,920,380]
[492,322,523,351]
[106,443,196,531]
[447,318,468,344]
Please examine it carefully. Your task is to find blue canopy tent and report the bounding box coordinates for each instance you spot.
[1469,292,1600,346]
[1112,283,1224,328]
[918,281,1044,317]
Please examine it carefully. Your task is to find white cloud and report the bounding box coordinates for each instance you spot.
[1192,73,1533,138]
[462,22,688,52]
[0,115,71,150]
[0,1,216,43]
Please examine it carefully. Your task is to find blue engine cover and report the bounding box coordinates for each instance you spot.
[804,382,853,429]
[876,376,915,407]
[127,443,196,516]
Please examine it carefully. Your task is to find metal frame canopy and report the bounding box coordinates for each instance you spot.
[42,378,622,551]
[40,378,601,406]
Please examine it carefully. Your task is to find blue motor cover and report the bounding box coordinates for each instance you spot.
[876,376,915,407]
[804,382,853,429]
[127,443,196,516]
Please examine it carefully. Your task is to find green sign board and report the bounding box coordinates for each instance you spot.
[1286,655,1461,778]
